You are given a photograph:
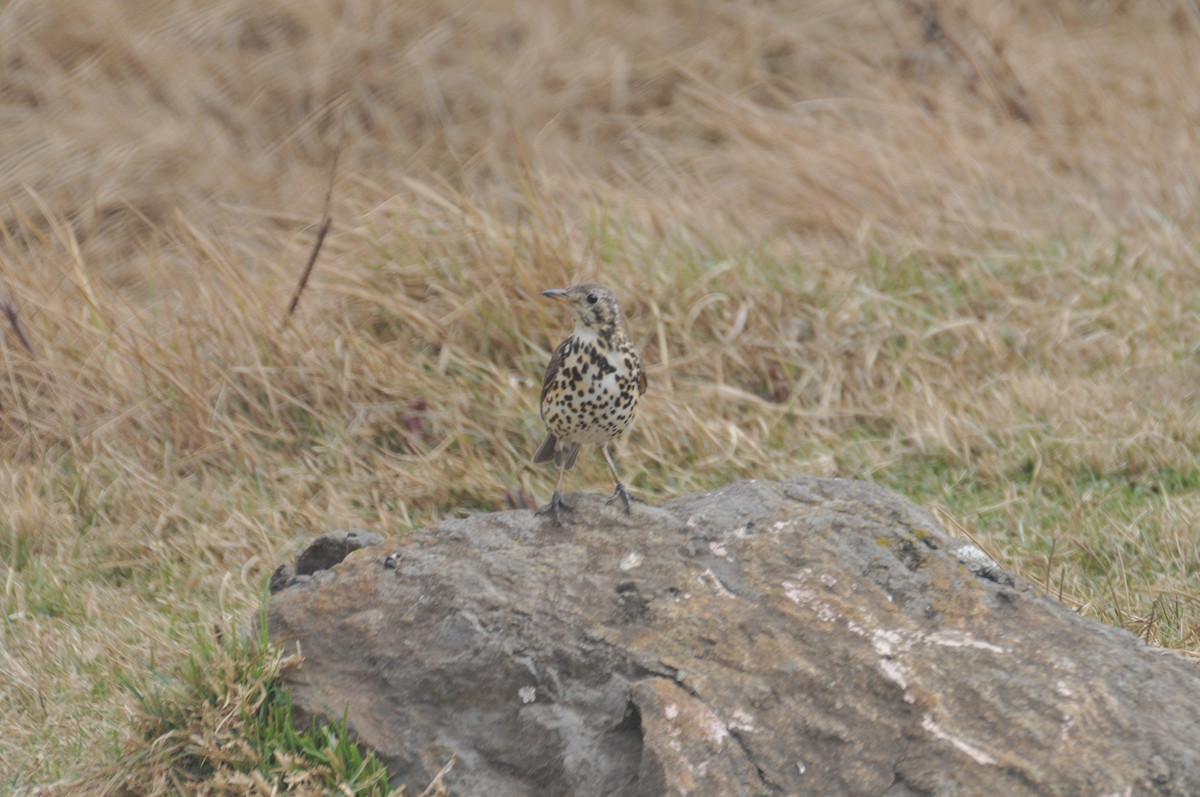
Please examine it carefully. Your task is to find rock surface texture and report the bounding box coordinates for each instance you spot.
[268,478,1200,796]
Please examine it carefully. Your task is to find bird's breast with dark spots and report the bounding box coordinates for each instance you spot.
[541,337,643,444]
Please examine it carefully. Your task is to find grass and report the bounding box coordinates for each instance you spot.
[89,609,395,796]
[3,0,1200,791]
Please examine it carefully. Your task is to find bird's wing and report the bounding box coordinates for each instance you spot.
[540,336,572,405]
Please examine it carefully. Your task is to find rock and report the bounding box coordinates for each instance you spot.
[270,529,385,594]
[267,478,1200,796]
[294,528,383,575]
[268,563,299,594]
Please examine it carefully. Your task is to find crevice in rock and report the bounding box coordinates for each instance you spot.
[886,752,936,797]
[631,662,692,695]
[613,700,660,796]
[727,725,781,794]
[894,535,931,573]
[973,565,1015,586]
[631,662,778,794]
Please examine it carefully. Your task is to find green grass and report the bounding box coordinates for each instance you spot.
[875,455,1200,650]
[93,608,394,796]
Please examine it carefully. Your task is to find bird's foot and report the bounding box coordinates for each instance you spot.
[536,490,574,526]
[606,482,637,514]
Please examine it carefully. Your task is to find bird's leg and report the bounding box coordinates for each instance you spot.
[541,489,573,526]
[601,443,635,513]
[536,463,574,526]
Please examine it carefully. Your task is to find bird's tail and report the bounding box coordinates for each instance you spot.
[533,433,581,471]
[559,443,581,470]
[532,432,557,464]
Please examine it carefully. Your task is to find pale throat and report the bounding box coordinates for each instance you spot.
[573,320,620,345]
[572,324,607,342]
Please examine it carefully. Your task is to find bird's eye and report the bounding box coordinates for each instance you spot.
[587,294,598,305]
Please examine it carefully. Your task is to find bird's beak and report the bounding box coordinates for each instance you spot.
[541,288,568,300]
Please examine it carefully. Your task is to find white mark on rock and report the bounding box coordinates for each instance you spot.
[773,521,786,531]
[782,581,813,605]
[782,577,838,622]
[1055,680,1073,698]
[708,541,729,558]
[700,569,736,599]
[955,544,999,574]
[862,625,1005,660]
[619,551,644,571]
[519,686,536,704]
[706,718,729,745]
[921,714,996,765]
[878,659,910,690]
[1060,713,1075,742]
[459,609,488,635]
[849,622,1005,704]
[926,630,1006,654]
[796,760,806,775]
[665,703,678,721]
[729,709,755,732]
[872,628,905,657]
[818,573,837,588]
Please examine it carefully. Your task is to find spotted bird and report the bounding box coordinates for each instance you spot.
[533,283,647,525]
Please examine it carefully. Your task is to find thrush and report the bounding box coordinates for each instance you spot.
[533,283,647,525]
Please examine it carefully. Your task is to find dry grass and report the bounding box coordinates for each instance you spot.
[69,614,396,796]
[3,0,1200,789]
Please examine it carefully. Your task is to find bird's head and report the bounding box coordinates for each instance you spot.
[541,283,625,334]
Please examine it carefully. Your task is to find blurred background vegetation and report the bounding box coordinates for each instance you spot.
[2,0,1199,792]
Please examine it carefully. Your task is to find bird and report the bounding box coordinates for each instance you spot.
[532,283,647,525]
